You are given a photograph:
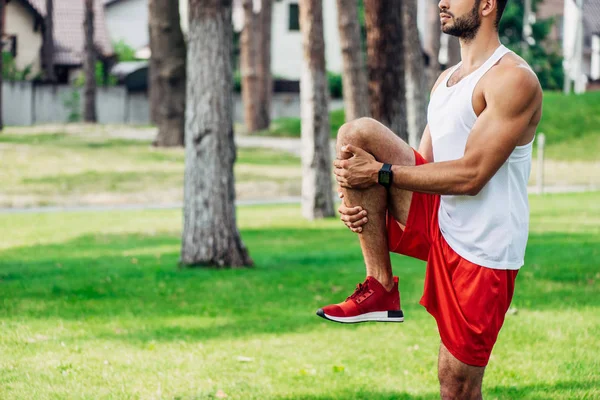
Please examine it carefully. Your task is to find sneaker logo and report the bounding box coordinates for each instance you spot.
[355,289,374,304]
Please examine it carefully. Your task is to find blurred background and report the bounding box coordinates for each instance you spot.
[0,0,598,399]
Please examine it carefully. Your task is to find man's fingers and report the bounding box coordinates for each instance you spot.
[341,144,368,158]
[333,159,348,169]
[338,205,363,215]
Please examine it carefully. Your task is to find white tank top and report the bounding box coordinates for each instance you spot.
[427,45,532,270]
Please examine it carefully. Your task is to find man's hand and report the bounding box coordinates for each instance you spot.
[337,192,368,233]
[333,144,382,189]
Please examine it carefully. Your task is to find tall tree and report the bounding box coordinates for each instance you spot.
[240,0,260,132]
[181,0,252,268]
[299,0,335,220]
[83,0,97,122]
[403,0,427,147]
[0,0,4,131]
[336,0,369,122]
[43,0,56,82]
[364,0,407,141]
[256,0,272,130]
[426,0,441,89]
[240,0,272,132]
[149,0,186,147]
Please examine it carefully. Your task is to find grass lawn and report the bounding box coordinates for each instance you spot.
[0,132,301,208]
[0,192,599,399]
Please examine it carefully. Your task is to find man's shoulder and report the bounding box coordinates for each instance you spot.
[484,52,541,96]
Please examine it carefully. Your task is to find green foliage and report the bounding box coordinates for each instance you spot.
[0,192,598,398]
[499,0,564,90]
[328,71,343,99]
[62,89,81,123]
[112,40,138,62]
[2,52,33,81]
[72,61,117,88]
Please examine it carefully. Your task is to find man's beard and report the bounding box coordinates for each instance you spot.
[442,0,482,42]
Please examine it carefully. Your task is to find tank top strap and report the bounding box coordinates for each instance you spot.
[466,45,512,88]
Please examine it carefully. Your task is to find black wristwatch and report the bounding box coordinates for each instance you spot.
[378,163,393,189]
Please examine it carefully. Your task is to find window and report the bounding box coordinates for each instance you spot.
[289,3,299,31]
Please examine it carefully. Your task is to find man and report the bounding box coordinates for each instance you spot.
[316,0,542,398]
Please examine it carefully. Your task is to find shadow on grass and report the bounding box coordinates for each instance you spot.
[0,227,598,345]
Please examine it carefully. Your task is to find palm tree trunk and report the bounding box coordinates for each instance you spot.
[44,0,56,82]
[299,0,335,220]
[0,0,4,131]
[403,0,427,147]
[364,0,407,141]
[336,0,369,122]
[83,0,97,123]
[426,0,441,89]
[149,0,186,147]
[240,0,260,132]
[256,0,272,130]
[181,0,253,268]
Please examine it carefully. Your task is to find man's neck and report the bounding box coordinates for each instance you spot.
[459,28,502,70]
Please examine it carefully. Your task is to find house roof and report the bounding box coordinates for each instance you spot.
[24,0,114,65]
[583,0,600,35]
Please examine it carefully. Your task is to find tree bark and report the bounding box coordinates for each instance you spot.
[336,0,369,122]
[149,0,186,147]
[256,0,272,130]
[403,0,427,148]
[240,0,260,132]
[83,0,97,123]
[447,34,461,67]
[364,0,407,141]
[0,0,4,131]
[426,0,441,90]
[241,0,272,132]
[44,0,56,82]
[181,0,253,268]
[299,0,335,220]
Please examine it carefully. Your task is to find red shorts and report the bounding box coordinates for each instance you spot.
[387,149,518,367]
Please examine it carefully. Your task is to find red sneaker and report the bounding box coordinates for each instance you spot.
[316,276,404,323]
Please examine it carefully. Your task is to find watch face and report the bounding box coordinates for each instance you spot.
[379,171,390,185]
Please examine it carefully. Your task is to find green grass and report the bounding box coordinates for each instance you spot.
[256,109,346,139]
[0,133,301,208]
[0,192,599,399]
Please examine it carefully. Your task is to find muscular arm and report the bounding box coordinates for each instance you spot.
[391,67,541,196]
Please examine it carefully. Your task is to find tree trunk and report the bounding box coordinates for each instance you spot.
[364,0,407,141]
[149,0,186,147]
[403,0,427,148]
[256,0,272,130]
[83,0,97,123]
[0,0,4,131]
[181,0,253,268]
[299,0,335,220]
[426,0,441,90]
[447,34,461,67]
[241,0,272,132]
[336,0,369,122]
[44,0,56,82]
[240,0,260,132]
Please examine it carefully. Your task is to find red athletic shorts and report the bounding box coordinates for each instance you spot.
[386,149,518,367]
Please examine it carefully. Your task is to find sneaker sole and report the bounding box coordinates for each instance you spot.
[316,309,404,324]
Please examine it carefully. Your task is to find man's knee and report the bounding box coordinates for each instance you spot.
[439,372,482,400]
[336,117,379,148]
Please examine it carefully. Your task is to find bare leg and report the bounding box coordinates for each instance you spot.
[336,118,417,291]
[438,343,485,400]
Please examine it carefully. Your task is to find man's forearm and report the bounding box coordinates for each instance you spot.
[389,159,480,196]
